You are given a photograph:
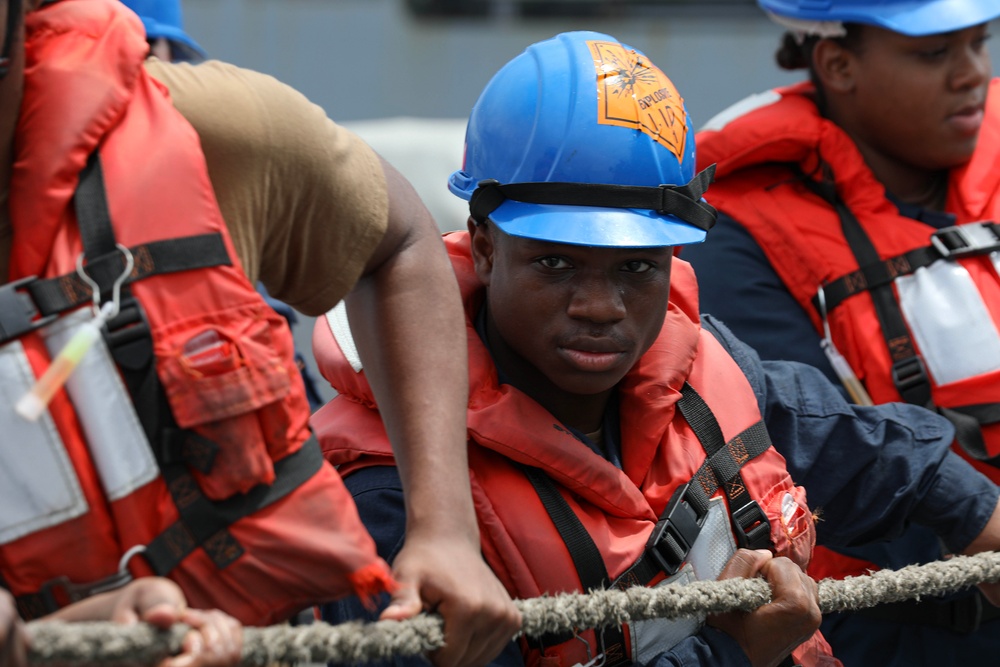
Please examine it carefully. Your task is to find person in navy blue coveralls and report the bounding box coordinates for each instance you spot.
[320,28,1000,667]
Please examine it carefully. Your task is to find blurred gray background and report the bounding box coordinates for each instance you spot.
[179,0,1000,404]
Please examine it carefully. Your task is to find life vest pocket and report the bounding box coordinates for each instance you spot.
[155,303,299,500]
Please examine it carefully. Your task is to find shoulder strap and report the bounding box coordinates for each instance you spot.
[521,466,629,666]
[800,172,1000,466]
[522,382,775,659]
[801,174,933,407]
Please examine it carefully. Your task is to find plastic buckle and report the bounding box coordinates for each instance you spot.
[930,222,1000,259]
[0,276,57,344]
[645,483,705,576]
[951,593,983,635]
[731,501,771,550]
[890,356,931,405]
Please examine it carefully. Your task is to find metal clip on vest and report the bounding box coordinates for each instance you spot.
[35,545,145,614]
[930,221,1000,259]
[645,483,706,576]
[15,245,134,421]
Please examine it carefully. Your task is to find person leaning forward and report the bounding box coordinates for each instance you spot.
[313,31,1000,667]
[0,1,518,665]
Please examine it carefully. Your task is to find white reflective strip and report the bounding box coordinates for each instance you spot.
[41,310,159,501]
[699,90,782,133]
[0,340,88,545]
[325,302,363,373]
[896,260,1000,385]
[631,500,736,662]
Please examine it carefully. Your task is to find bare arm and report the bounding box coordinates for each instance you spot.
[344,156,520,667]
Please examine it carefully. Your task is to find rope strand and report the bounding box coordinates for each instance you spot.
[25,551,1000,666]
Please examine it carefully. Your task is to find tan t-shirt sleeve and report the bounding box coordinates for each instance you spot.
[143,58,388,316]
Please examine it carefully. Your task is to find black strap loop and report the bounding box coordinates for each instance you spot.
[813,221,1000,315]
[469,165,718,232]
[799,169,932,408]
[676,383,773,551]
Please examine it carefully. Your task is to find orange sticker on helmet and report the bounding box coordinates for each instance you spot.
[588,40,687,163]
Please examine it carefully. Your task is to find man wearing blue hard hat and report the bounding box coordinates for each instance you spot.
[119,0,205,62]
[684,0,1000,663]
[315,30,1000,667]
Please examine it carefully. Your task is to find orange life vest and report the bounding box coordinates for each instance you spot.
[313,231,838,667]
[697,81,1000,578]
[0,0,391,624]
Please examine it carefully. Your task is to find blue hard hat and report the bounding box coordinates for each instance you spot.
[758,0,1000,37]
[448,31,713,249]
[119,0,206,62]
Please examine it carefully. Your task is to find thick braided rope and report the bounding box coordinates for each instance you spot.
[26,551,1000,666]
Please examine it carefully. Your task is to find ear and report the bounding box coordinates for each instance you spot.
[468,218,496,287]
[812,38,857,94]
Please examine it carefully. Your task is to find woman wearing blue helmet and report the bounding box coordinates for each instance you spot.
[682,1,1000,665]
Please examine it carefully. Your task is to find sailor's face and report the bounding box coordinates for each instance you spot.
[473,224,672,399]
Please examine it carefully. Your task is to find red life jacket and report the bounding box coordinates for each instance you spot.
[0,0,392,624]
[696,81,1000,578]
[313,231,838,667]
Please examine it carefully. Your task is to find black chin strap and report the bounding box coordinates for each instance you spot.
[468,164,718,232]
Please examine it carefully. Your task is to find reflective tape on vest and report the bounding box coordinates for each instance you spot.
[41,309,158,501]
[896,258,1000,385]
[630,498,737,663]
[0,309,159,546]
[0,339,88,545]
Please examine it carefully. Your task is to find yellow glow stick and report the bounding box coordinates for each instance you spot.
[16,303,115,422]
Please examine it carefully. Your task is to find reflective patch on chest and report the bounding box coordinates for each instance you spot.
[630,498,737,662]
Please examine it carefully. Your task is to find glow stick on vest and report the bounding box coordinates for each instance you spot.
[16,302,116,421]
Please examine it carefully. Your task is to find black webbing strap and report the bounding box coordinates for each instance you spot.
[623,418,773,585]
[811,221,1000,314]
[76,152,118,260]
[469,165,718,232]
[798,174,1000,467]
[21,233,231,321]
[0,151,232,347]
[70,150,291,571]
[13,441,324,619]
[523,467,611,590]
[938,405,1000,467]
[144,439,325,577]
[521,466,629,665]
[811,245,939,314]
[801,175,932,407]
[675,383,772,550]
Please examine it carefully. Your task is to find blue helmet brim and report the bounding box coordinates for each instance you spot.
[762,0,1000,37]
[488,200,707,248]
